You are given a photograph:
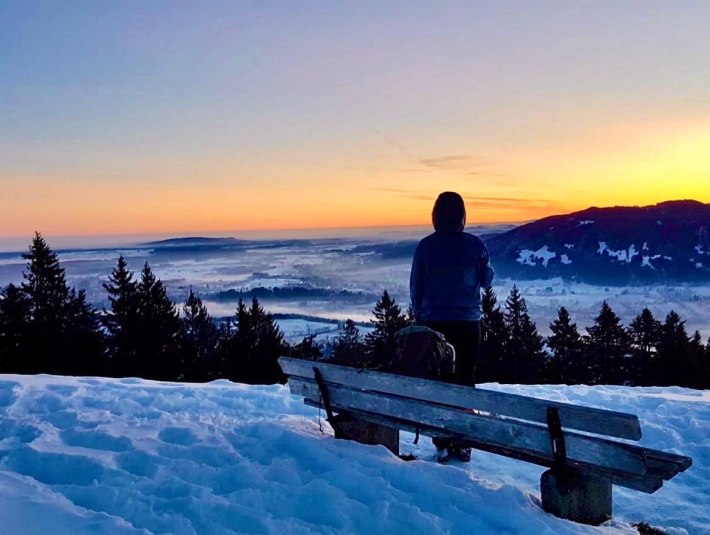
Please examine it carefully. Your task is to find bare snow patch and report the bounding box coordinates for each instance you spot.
[597,243,640,263]
[517,246,557,267]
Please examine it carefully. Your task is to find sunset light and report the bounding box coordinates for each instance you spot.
[2,2,710,239]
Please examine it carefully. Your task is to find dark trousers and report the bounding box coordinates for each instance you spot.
[423,320,481,387]
[423,320,481,451]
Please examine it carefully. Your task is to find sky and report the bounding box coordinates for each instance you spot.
[2,1,710,240]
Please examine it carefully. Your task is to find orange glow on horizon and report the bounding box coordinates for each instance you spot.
[2,118,709,240]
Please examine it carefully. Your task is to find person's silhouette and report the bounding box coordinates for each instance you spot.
[409,191,495,462]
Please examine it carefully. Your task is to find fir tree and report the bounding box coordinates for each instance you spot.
[479,287,507,383]
[502,286,545,383]
[218,300,249,380]
[0,284,30,372]
[224,298,287,384]
[19,233,104,374]
[134,262,182,380]
[103,256,140,375]
[180,289,219,381]
[700,337,710,389]
[331,319,366,366]
[629,308,662,355]
[21,233,71,371]
[688,330,706,389]
[22,233,69,322]
[655,311,691,387]
[404,304,415,325]
[547,307,584,384]
[628,308,662,385]
[364,290,410,368]
[585,301,630,385]
[63,288,106,375]
[291,334,323,361]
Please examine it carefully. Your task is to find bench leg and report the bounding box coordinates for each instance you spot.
[330,413,399,456]
[540,469,612,525]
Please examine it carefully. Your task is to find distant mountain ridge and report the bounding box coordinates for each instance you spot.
[485,200,710,284]
[141,201,710,284]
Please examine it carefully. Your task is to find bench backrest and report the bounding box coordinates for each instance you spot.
[279,356,641,440]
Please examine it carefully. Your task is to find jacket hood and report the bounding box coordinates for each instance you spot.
[432,192,466,232]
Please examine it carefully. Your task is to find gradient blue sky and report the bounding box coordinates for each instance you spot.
[2,1,710,239]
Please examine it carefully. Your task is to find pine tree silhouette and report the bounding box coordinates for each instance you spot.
[331,319,366,366]
[21,233,71,371]
[134,262,182,380]
[291,334,323,361]
[180,289,219,381]
[688,330,706,389]
[63,288,105,375]
[19,233,104,374]
[223,298,287,384]
[364,290,410,368]
[628,308,662,385]
[503,285,545,383]
[0,284,30,372]
[103,255,141,376]
[548,307,584,384]
[103,256,140,375]
[479,287,507,383]
[702,337,710,389]
[656,311,691,387]
[586,301,630,385]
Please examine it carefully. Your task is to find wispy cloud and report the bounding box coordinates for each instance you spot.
[420,155,486,171]
[374,130,506,179]
[374,130,422,163]
[462,196,569,212]
[379,188,569,211]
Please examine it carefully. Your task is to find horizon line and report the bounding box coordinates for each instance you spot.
[1,197,704,253]
[0,220,528,252]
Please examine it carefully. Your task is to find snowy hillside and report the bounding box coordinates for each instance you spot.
[0,375,707,535]
[485,200,710,283]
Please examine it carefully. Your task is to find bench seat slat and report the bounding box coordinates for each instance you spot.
[643,450,693,479]
[289,377,648,476]
[279,357,642,441]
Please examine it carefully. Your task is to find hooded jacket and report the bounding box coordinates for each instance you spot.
[409,193,494,322]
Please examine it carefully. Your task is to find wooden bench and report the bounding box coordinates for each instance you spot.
[279,356,693,526]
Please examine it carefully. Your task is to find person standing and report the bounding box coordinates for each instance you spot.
[409,191,495,462]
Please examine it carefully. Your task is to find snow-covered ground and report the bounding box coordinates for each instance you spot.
[1,374,707,534]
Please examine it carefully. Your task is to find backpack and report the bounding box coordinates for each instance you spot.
[387,325,455,381]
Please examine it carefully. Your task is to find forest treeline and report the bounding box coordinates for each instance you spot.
[1,234,709,389]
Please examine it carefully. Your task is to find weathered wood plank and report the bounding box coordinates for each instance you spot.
[302,399,664,493]
[289,377,647,476]
[643,449,693,479]
[279,357,642,441]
